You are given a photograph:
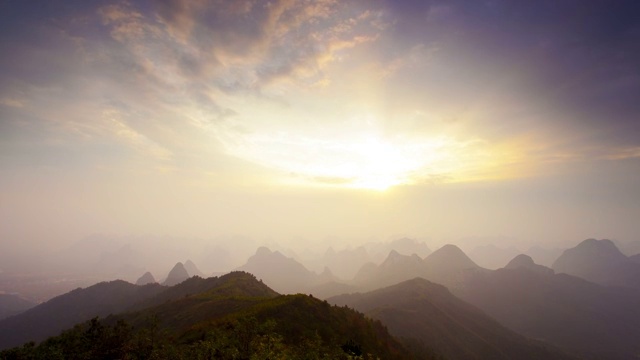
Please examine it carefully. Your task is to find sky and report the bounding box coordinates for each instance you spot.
[1,0,640,261]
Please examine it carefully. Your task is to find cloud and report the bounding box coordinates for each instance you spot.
[101,108,173,161]
[2,0,639,187]
[602,147,640,161]
[0,97,26,108]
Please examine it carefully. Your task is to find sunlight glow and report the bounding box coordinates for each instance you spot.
[216,125,488,190]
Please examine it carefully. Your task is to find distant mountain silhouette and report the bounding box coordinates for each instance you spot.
[330,278,573,360]
[505,254,554,276]
[387,237,432,258]
[163,262,190,286]
[318,266,337,283]
[552,238,640,288]
[236,247,345,295]
[0,281,165,350]
[365,237,432,263]
[423,244,486,287]
[352,250,424,289]
[455,267,640,359]
[425,244,479,271]
[351,244,486,291]
[630,253,640,263]
[135,271,156,285]
[183,259,205,277]
[236,247,315,293]
[0,294,36,320]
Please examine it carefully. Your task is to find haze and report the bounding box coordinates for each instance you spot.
[1,1,639,278]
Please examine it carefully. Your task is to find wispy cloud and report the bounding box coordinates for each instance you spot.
[101,109,173,161]
[1,0,639,186]
[0,97,26,108]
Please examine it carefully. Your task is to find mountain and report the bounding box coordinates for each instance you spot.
[455,267,640,359]
[423,244,486,287]
[505,254,554,276]
[351,244,486,291]
[135,271,156,285]
[365,237,432,263]
[552,238,640,288]
[0,294,36,320]
[630,253,640,263]
[352,250,424,289]
[163,262,190,286]
[387,237,432,258]
[183,259,205,277]
[1,272,415,359]
[236,247,343,295]
[329,278,573,360]
[425,244,479,272]
[0,280,165,350]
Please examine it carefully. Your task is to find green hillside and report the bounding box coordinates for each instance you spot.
[0,272,418,360]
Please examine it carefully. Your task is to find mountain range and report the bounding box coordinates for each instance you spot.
[235,246,347,295]
[2,238,640,359]
[504,254,554,275]
[352,244,487,291]
[0,280,166,350]
[552,238,640,289]
[0,272,416,359]
[455,264,640,359]
[346,240,640,359]
[330,278,573,360]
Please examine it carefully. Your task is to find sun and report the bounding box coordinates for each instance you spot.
[345,138,412,191]
[216,120,478,190]
[302,135,455,190]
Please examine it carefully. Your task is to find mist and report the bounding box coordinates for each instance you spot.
[2,0,640,358]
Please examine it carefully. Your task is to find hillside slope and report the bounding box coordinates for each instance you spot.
[0,294,36,320]
[1,272,418,360]
[0,280,165,350]
[330,278,573,360]
[552,239,640,288]
[456,267,640,359]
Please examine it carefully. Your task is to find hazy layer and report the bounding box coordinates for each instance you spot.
[1,0,639,271]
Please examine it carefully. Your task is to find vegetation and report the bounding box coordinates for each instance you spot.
[0,315,391,359]
[0,272,418,360]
